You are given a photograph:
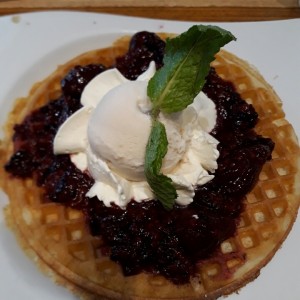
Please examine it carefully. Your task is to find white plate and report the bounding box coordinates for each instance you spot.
[0,11,299,300]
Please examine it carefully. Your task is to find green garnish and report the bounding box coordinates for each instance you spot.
[144,120,178,210]
[145,25,236,210]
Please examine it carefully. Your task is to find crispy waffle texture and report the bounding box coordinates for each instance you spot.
[0,35,300,300]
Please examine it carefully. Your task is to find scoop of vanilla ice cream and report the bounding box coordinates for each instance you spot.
[87,80,186,182]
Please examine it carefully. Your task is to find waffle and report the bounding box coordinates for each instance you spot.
[0,34,300,300]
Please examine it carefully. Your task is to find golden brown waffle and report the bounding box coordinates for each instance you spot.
[0,35,300,300]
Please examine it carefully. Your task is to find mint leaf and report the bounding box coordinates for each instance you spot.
[147,25,236,113]
[146,173,177,210]
[144,120,177,210]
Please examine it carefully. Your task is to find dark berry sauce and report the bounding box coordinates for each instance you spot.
[5,31,274,284]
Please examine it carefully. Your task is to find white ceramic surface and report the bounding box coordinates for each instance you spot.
[0,11,299,300]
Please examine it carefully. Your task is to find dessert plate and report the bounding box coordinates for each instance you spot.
[0,11,299,300]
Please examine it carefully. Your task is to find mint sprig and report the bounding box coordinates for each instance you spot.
[145,25,236,210]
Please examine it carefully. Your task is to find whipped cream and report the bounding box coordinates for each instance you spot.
[54,62,219,208]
